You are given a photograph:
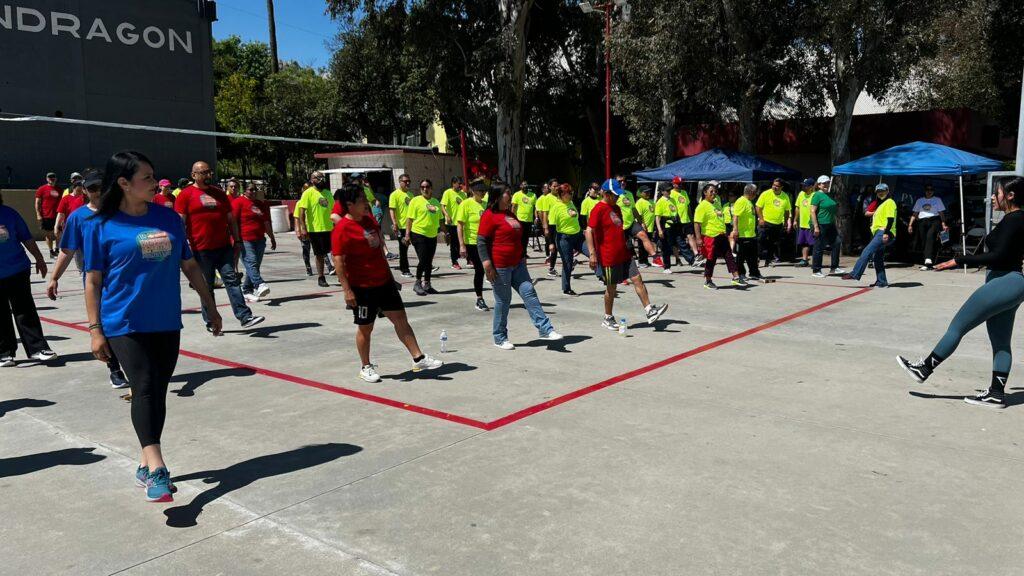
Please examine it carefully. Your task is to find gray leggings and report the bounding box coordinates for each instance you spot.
[932,270,1024,374]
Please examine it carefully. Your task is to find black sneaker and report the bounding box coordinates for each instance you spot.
[703,281,717,290]
[424,283,439,295]
[413,281,427,296]
[317,276,329,288]
[563,289,578,296]
[547,268,559,277]
[305,265,314,276]
[474,298,489,311]
[964,390,1006,409]
[896,356,931,383]
[241,315,266,329]
[109,370,129,389]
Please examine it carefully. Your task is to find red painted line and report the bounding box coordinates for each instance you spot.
[482,286,873,430]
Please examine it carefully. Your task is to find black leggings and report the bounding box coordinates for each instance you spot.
[466,244,484,297]
[447,224,460,265]
[108,331,181,448]
[410,232,437,282]
[300,237,311,268]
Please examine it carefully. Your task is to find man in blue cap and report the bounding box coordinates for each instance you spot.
[844,182,897,287]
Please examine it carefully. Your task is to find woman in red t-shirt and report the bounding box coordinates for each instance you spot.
[331,184,442,383]
[477,185,563,350]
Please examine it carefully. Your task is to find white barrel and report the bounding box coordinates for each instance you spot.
[270,204,291,233]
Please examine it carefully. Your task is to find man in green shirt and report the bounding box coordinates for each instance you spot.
[669,176,704,267]
[511,181,538,254]
[440,176,466,270]
[755,178,793,267]
[732,184,764,281]
[844,182,897,287]
[296,170,336,287]
[388,174,413,277]
[810,175,844,277]
[536,179,560,276]
[580,181,601,231]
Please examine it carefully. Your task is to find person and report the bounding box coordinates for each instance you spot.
[733,184,763,282]
[54,176,87,247]
[586,180,669,330]
[84,150,222,502]
[615,174,658,268]
[843,183,897,287]
[580,181,601,231]
[234,183,276,302]
[793,178,816,267]
[654,186,694,274]
[669,177,704,268]
[35,171,63,259]
[722,190,735,251]
[172,178,190,197]
[0,188,57,367]
[405,179,443,296]
[331,183,443,383]
[457,182,489,311]
[511,181,537,254]
[388,174,414,278]
[297,171,338,287]
[225,178,240,200]
[175,161,265,329]
[908,184,948,270]
[478,185,563,349]
[440,177,466,270]
[897,178,1024,409]
[550,183,590,295]
[153,179,177,209]
[693,183,743,289]
[809,175,844,277]
[635,186,657,264]
[535,180,560,276]
[756,178,792,267]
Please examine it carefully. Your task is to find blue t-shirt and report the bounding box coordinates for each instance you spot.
[83,205,192,337]
[0,205,32,280]
[59,204,97,253]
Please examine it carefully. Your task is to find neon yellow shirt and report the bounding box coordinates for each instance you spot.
[172,188,182,197]
[407,195,443,237]
[389,188,410,225]
[795,190,814,229]
[511,190,537,222]
[440,187,466,224]
[618,191,636,228]
[670,189,691,223]
[581,196,599,217]
[296,186,335,232]
[635,197,655,232]
[732,196,757,238]
[722,202,732,226]
[455,197,484,245]
[548,200,581,235]
[756,189,791,225]
[655,196,679,225]
[694,199,726,237]
[534,193,554,214]
[364,185,376,205]
[871,197,898,237]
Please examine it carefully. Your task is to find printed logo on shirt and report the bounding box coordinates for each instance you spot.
[50,190,60,198]
[621,197,632,207]
[568,209,578,217]
[364,228,380,248]
[250,205,263,215]
[610,212,622,227]
[136,229,173,262]
[0,224,8,243]
[318,197,329,208]
[199,194,219,209]
[923,204,932,211]
[773,199,782,207]
[504,216,521,229]
[427,204,438,213]
[669,204,677,213]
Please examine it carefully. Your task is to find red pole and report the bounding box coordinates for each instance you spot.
[460,129,470,189]
[604,3,612,181]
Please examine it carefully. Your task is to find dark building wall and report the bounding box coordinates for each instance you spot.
[0,0,216,188]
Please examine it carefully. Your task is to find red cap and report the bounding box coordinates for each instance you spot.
[672,176,683,185]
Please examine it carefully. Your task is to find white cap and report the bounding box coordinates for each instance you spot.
[816,175,831,184]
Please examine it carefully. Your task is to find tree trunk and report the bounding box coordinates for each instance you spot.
[659,97,676,165]
[830,62,862,254]
[495,0,534,184]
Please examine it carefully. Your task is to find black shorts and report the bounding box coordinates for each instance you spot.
[350,282,405,325]
[40,218,56,232]
[597,259,640,286]
[681,222,695,236]
[626,222,645,238]
[308,232,332,257]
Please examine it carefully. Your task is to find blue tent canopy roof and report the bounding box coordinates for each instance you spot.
[633,148,801,182]
[832,141,1003,176]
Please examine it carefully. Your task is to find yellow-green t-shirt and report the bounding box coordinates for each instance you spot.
[511,190,537,223]
[389,188,411,225]
[455,197,484,245]
[548,200,581,235]
[581,196,599,217]
[756,189,791,225]
[440,187,467,224]
[407,195,443,237]
[635,197,655,232]
[670,189,691,223]
[534,193,553,214]
[172,188,182,197]
[364,186,376,205]
[618,191,636,228]
[795,190,813,229]
[871,197,898,237]
[732,196,757,238]
[655,196,679,226]
[694,199,726,237]
[297,186,335,233]
[722,202,732,225]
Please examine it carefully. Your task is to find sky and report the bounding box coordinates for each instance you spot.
[212,0,339,69]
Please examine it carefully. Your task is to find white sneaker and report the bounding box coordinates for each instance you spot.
[0,356,14,367]
[256,283,271,297]
[924,258,933,265]
[542,331,564,341]
[830,268,846,275]
[811,271,825,278]
[244,292,260,303]
[662,268,674,274]
[412,355,443,371]
[29,350,57,362]
[359,364,381,383]
[920,265,930,271]
[494,341,515,350]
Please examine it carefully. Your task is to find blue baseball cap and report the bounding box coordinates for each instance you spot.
[802,177,814,187]
[601,178,625,196]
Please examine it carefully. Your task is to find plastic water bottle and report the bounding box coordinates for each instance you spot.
[618,318,627,336]
[440,330,448,353]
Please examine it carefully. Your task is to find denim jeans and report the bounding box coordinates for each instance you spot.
[241,239,267,293]
[811,223,842,273]
[850,230,893,285]
[195,247,254,324]
[556,232,589,293]
[491,260,554,344]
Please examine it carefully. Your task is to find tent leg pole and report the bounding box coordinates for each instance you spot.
[959,175,967,275]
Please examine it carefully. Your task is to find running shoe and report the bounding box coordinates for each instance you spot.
[256,283,271,297]
[29,350,57,361]
[135,465,176,493]
[241,315,266,329]
[110,370,129,389]
[811,271,826,278]
[602,316,619,331]
[412,355,443,371]
[563,290,578,296]
[452,263,462,270]
[870,282,889,288]
[475,298,489,311]
[244,292,260,303]
[693,258,706,268]
[920,265,931,271]
[795,260,809,267]
[413,281,427,296]
[0,356,14,367]
[386,252,399,260]
[731,278,747,287]
[431,266,440,273]
[645,303,668,324]
[662,268,674,274]
[704,281,718,290]
[841,274,856,281]
[770,257,781,267]
[424,284,439,295]
[326,264,336,276]
[305,265,314,276]
[652,256,664,267]
[401,271,414,278]
[494,341,515,351]
[359,364,381,383]
[896,356,932,384]
[547,268,559,277]
[145,467,174,503]
[317,276,329,288]
[542,331,564,341]
[831,268,846,275]
[964,390,1006,409]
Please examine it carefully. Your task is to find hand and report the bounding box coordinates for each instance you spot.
[208,310,223,336]
[233,242,242,257]
[907,224,913,234]
[813,226,820,238]
[934,259,958,271]
[403,235,411,246]
[483,261,497,283]
[298,229,308,241]
[344,289,357,309]
[882,233,891,243]
[91,332,112,363]
[588,254,598,270]
[270,238,277,250]
[758,218,765,227]
[459,247,467,260]
[730,231,738,242]
[47,279,59,300]
[35,259,47,278]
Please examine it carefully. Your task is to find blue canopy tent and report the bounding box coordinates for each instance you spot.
[833,141,1004,271]
[633,148,801,182]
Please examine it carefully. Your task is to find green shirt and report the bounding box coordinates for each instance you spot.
[722,202,733,226]
[407,195,443,237]
[581,196,599,217]
[810,191,837,226]
[670,189,691,223]
[655,196,679,226]
[389,188,411,225]
[548,199,581,235]
[535,193,554,214]
[694,199,727,237]
[756,189,792,225]
[297,186,335,233]
[364,186,376,205]
[795,190,814,229]
[618,191,637,228]
[455,197,484,245]
[635,197,655,232]
[732,196,757,238]
[871,197,898,236]
[511,190,537,223]
[440,187,467,224]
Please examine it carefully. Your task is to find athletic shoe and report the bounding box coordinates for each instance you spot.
[652,256,664,267]
[243,292,260,303]
[0,356,14,367]
[811,271,826,278]
[662,268,674,274]
[770,257,781,266]
[645,303,668,324]
[110,370,129,389]
[326,264,336,276]
[134,465,175,492]
[547,268,559,277]
[563,290,578,296]
[475,298,489,311]
[413,281,427,296]
[424,284,439,295]
[731,278,747,287]
[831,268,846,275]
[704,281,717,290]
[29,350,57,361]
[795,260,809,267]
[359,364,381,383]
[542,331,564,341]
[494,341,515,350]
[386,252,399,260]
[305,265,314,276]
[841,274,856,281]
[452,263,462,270]
[401,271,414,278]
[924,258,933,266]
[602,316,619,331]
[412,355,443,371]
[317,276,329,288]
[693,258,706,268]
[431,266,440,273]
[145,467,173,503]
[896,356,932,383]
[241,315,266,329]
[920,265,931,271]
[256,283,271,297]
[964,390,1006,409]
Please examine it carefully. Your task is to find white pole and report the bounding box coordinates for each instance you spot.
[1017,63,1024,175]
[959,175,967,274]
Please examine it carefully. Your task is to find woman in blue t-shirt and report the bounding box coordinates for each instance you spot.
[83,151,222,503]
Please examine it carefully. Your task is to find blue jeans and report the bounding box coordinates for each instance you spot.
[195,247,254,324]
[556,232,589,293]
[849,230,893,285]
[240,239,267,293]
[492,260,554,344]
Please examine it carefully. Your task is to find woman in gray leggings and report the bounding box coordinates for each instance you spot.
[897,177,1024,409]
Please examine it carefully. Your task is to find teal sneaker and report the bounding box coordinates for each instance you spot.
[136,465,176,493]
[145,467,174,503]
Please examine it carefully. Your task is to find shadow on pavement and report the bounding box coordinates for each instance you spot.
[0,447,105,478]
[383,361,477,382]
[910,390,1024,407]
[886,282,924,289]
[628,318,690,332]
[235,322,323,338]
[0,398,56,418]
[27,352,96,368]
[171,367,257,397]
[164,443,363,528]
[516,334,591,353]
[262,293,333,307]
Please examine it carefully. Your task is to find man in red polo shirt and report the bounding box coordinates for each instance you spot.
[586,179,669,331]
[35,171,63,259]
[175,161,265,330]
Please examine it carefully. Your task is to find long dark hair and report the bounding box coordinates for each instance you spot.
[1003,177,1024,209]
[94,151,154,220]
[486,184,508,213]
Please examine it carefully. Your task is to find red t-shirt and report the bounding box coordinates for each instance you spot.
[35,184,63,218]
[232,196,270,242]
[477,209,523,268]
[153,192,176,209]
[332,200,346,217]
[331,215,390,288]
[588,200,630,266]
[56,193,86,216]
[174,185,232,251]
